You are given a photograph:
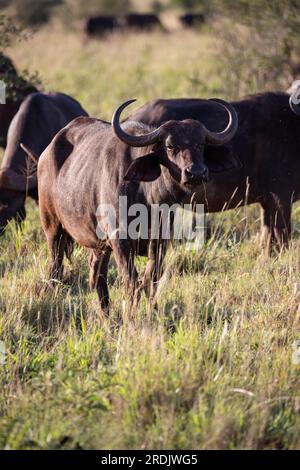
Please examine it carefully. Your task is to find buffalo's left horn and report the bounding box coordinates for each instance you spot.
[204,99,238,145]
[0,168,37,191]
[112,99,165,147]
[289,92,300,116]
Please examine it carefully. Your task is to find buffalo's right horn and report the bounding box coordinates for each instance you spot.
[204,99,238,145]
[112,99,165,147]
[289,92,300,116]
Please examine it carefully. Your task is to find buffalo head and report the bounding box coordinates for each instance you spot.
[112,99,238,187]
[0,144,37,232]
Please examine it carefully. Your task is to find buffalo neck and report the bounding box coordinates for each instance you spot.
[144,165,192,207]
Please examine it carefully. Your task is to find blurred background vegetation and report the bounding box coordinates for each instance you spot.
[1,0,300,98]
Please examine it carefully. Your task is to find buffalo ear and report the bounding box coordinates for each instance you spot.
[205,145,242,173]
[124,153,161,182]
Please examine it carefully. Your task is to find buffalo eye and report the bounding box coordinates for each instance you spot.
[166,143,179,153]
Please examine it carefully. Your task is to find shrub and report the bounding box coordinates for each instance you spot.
[211,0,300,96]
[0,14,41,100]
[0,14,24,49]
[71,0,131,19]
[13,0,63,27]
[170,0,207,11]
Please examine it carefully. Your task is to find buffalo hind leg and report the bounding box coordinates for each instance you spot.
[89,247,111,315]
[260,194,291,254]
[46,222,69,284]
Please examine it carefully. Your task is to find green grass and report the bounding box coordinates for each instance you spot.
[0,21,299,450]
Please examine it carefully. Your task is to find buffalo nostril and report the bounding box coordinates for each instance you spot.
[185,168,194,180]
[183,167,209,185]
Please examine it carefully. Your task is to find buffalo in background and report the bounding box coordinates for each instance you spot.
[123,13,164,31]
[129,92,300,252]
[83,16,120,37]
[84,12,165,38]
[0,92,88,232]
[179,13,206,28]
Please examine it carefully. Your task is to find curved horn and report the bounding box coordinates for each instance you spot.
[204,99,238,145]
[112,99,165,147]
[289,92,300,116]
[0,168,37,191]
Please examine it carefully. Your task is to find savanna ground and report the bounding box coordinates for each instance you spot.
[0,12,300,450]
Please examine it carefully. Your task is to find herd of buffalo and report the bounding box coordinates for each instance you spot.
[1,53,300,315]
[83,12,205,37]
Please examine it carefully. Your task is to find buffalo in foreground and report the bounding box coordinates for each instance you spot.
[129,92,300,252]
[37,98,238,315]
[0,92,88,232]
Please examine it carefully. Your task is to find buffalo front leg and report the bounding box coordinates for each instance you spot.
[260,194,291,254]
[110,239,139,307]
[142,239,167,301]
[89,247,111,315]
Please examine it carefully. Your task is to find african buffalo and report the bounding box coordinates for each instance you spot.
[123,13,163,31]
[37,98,238,314]
[129,92,300,252]
[83,16,119,37]
[0,92,88,232]
[179,13,205,28]
[0,54,38,147]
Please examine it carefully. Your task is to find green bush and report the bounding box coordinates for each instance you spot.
[151,1,165,14]
[211,0,300,96]
[170,0,207,11]
[71,0,131,18]
[0,15,41,100]
[0,14,24,49]
[13,0,63,27]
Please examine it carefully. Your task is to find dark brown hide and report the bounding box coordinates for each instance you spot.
[128,93,300,252]
[0,92,88,231]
